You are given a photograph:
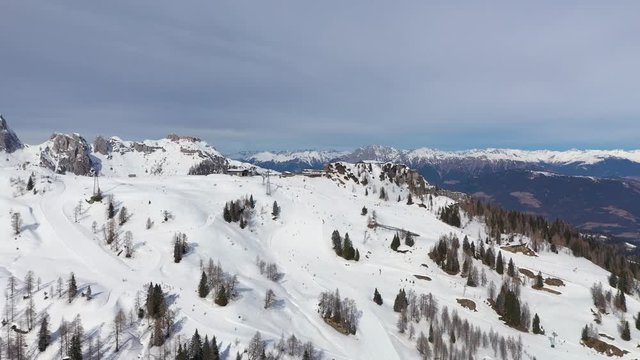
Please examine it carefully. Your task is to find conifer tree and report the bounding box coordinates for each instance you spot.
[272,201,280,218]
[69,334,82,360]
[496,251,504,275]
[621,319,631,341]
[37,314,50,352]
[532,313,542,334]
[581,324,589,341]
[405,233,415,247]
[507,258,516,277]
[215,285,228,306]
[361,206,368,216]
[391,233,401,251]
[107,199,116,219]
[26,174,35,191]
[406,193,413,205]
[331,230,343,257]
[343,233,355,260]
[428,323,434,343]
[354,249,360,261]
[635,312,640,330]
[535,271,544,288]
[393,289,408,312]
[68,272,78,303]
[379,187,387,200]
[615,289,627,312]
[198,271,209,298]
[373,288,383,305]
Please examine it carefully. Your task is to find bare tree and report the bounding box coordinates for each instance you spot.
[124,231,134,258]
[73,201,83,223]
[10,212,22,235]
[114,309,126,352]
[264,289,276,309]
[24,270,35,298]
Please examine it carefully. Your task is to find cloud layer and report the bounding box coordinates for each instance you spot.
[2,1,640,152]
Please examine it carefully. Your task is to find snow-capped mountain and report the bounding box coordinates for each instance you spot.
[238,144,640,177]
[0,117,232,176]
[0,114,23,153]
[1,154,638,359]
[234,150,349,173]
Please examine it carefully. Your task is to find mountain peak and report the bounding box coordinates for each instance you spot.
[0,114,24,153]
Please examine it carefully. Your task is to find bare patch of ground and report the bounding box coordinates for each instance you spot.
[510,191,542,208]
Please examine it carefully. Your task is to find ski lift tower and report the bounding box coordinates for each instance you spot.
[93,172,101,197]
[265,170,272,196]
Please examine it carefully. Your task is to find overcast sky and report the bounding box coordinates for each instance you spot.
[2,1,640,153]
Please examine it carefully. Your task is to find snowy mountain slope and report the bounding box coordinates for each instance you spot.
[0,161,638,359]
[233,150,349,173]
[237,145,640,169]
[91,135,229,176]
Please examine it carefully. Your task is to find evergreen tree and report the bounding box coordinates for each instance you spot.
[107,199,115,219]
[354,249,360,261]
[406,193,413,205]
[373,288,383,305]
[86,285,92,300]
[211,336,220,360]
[37,314,50,352]
[428,323,434,343]
[379,187,387,200]
[615,289,627,312]
[331,230,343,257]
[198,272,209,298]
[496,251,504,275]
[535,271,544,288]
[361,206,368,216]
[302,350,311,360]
[390,233,401,251]
[174,239,183,263]
[635,312,640,331]
[393,289,408,312]
[405,233,415,247]
[189,329,203,360]
[202,336,212,360]
[69,334,82,360]
[532,313,542,334]
[215,286,228,306]
[223,204,232,223]
[26,174,35,191]
[272,201,280,218]
[466,266,478,287]
[343,233,355,260]
[249,195,255,208]
[450,329,456,344]
[621,320,631,341]
[609,273,618,288]
[68,272,78,303]
[581,324,589,341]
[507,258,516,277]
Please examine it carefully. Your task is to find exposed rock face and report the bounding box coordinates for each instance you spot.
[0,115,23,153]
[93,136,111,155]
[40,133,95,175]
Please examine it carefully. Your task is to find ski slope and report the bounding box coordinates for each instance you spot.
[0,163,638,359]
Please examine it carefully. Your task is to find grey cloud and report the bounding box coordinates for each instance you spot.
[1,1,640,152]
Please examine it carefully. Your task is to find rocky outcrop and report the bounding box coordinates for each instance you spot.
[0,115,23,153]
[40,133,95,175]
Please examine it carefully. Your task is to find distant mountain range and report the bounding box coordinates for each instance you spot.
[3,113,639,240]
[235,145,640,240]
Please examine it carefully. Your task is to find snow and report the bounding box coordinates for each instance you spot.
[0,161,638,359]
[243,150,349,165]
[244,146,640,166]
